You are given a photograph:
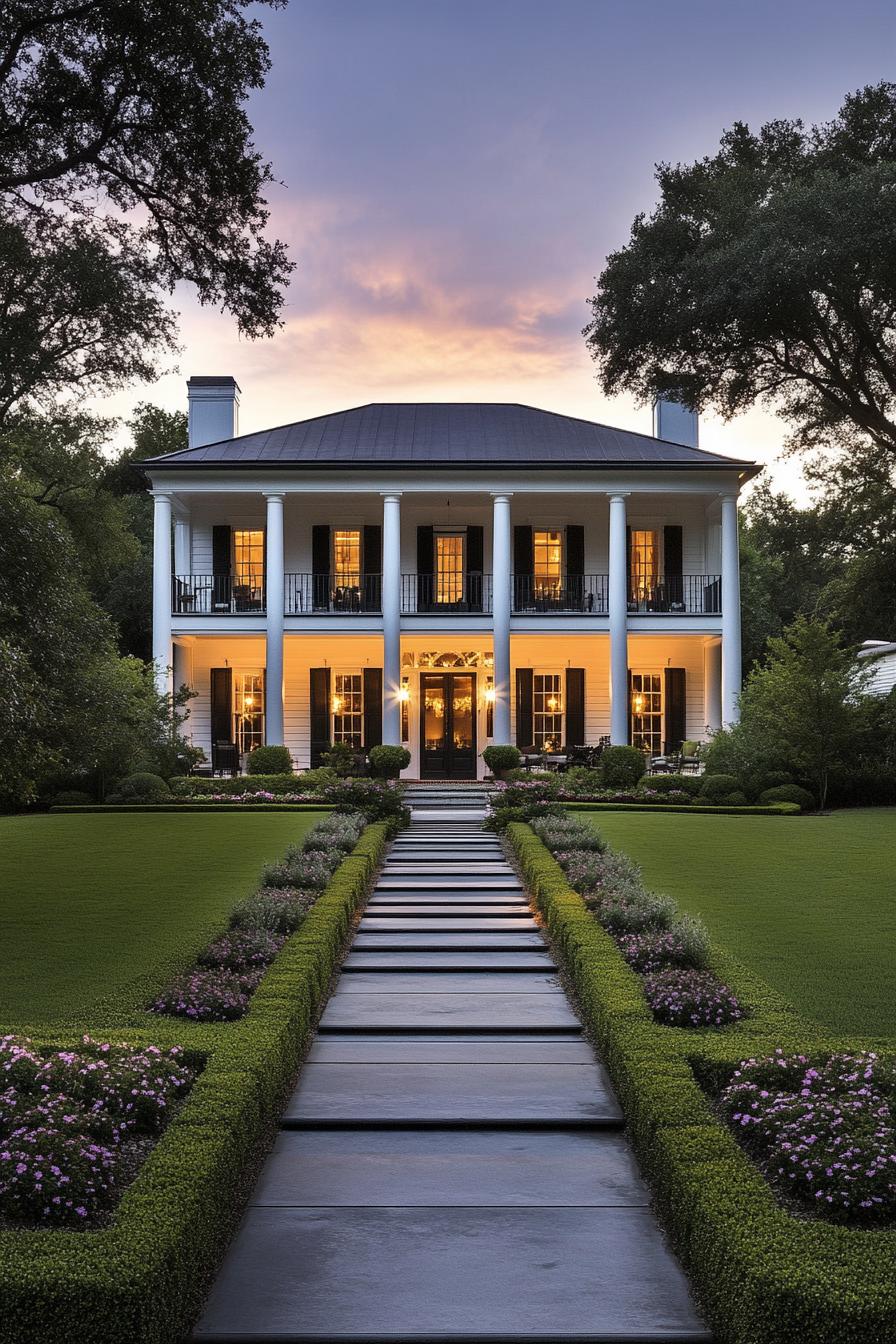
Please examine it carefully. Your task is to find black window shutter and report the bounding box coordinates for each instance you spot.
[566,525,585,610]
[664,524,683,606]
[626,526,632,604]
[210,668,233,744]
[565,668,585,747]
[417,526,434,610]
[513,525,534,608]
[363,667,383,749]
[363,525,382,611]
[466,525,484,611]
[312,525,330,610]
[309,667,331,767]
[515,667,533,749]
[664,668,687,754]
[627,668,633,746]
[212,526,232,608]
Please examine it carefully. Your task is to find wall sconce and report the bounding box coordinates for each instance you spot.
[483,686,496,705]
[398,684,410,703]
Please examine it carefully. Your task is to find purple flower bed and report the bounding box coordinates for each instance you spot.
[149,967,264,1022]
[230,886,317,934]
[720,1051,896,1224]
[197,928,285,970]
[0,1036,194,1226]
[204,791,313,803]
[642,967,744,1028]
[618,926,707,974]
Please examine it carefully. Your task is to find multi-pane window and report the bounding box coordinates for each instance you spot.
[630,672,662,756]
[534,530,562,598]
[333,530,361,585]
[436,533,464,604]
[234,530,264,591]
[234,671,265,754]
[333,673,363,748]
[534,673,563,753]
[629,529,658,600]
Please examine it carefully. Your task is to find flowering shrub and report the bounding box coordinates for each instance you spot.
[594,892,677,934]
[0,1034,43,1090]
[303,815,365,853]
[555,848,642,900]
[34,1039,193,1134]
[643,968,744,1028]
[719,1051,896,1223]
[261,848,338,890]
[528,815,606,850]
[0,1126,120,1225]
[617,917,710,973]
[230,886,316,934]
[149,967,263,1022]
[197,928,285,970]
[204,790,314,803]
[321,777,406,823]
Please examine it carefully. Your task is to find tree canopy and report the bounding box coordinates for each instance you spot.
[585,83,896,466]
[0,0,292,418]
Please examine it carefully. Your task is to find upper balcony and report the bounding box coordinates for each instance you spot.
[171,571,722,618]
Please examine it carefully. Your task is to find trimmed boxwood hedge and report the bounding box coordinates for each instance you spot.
[565,801,800,816]
[0,822,389,1344]
[50,803,328,814]
[506,822,896,1344]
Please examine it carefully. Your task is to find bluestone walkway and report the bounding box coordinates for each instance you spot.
[194,791,710,1342]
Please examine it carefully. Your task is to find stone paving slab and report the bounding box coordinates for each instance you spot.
[359,918,539,932]
[351,931,548,950]
[342,952,555,971]
[283,1062,621,1125]
[252,1129,647,1207]
[378,878,522,890]
[361,906,534,919]
[368,894,528,905]
[306,1035,596,1064]
[194,1207,711,1342]
[334,972,561,994]
[317,992,580,1032]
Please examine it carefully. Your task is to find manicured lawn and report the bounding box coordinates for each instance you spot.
[582,808,896,1038]
[0,812,321,1027]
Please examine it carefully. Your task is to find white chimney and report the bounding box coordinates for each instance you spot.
[187,376,240,449]
[652,397,698,448]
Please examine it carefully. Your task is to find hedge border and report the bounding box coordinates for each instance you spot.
[49,803,328,814]
[564,801,800,816]
[506,822,896,1344]
[0,821,389,1344]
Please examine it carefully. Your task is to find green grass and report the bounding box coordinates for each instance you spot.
[584,808,896,1038]
[0,812,321,1027]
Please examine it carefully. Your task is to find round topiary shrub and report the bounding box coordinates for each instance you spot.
[699,773,740,802]
[52,789,93,806]
[758,784,816,811]
[722,790,750,806]
[600,745,646,788]
[482,745,522,779]
[367,745,411,779]
[246,745,293,775]
[109,773,171,803]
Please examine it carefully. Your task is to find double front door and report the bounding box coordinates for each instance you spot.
[420,672,477,779]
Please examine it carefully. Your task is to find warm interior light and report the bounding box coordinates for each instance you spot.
[546,696,559,711]
[632,692,645,714]
[398,685,410,703]
[332,696,343,714]
[484,686,496,704]
[243,695,254,708]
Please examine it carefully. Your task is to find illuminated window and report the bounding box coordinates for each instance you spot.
[234,671,265,754]
[534,530,562,598]
[629,530,658,600]
[630,673,662,756]
[534,673,563,753]
[234,530,264,593]
[333,673,363,748]
[333,530,361,586]
[436,532,464,604]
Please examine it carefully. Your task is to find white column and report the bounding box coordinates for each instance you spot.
[703,638,722,735]
[382,493,402,745]
[720,493,742,726]
[152,492,173,697]
[491,493,513,744]
[264,493,285,745]
[174,514,192,577]
[608,493,629,745]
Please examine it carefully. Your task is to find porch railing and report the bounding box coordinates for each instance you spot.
[511,574,608,614]
[172,574,266,614]
[401,573,493,614]
[626,574,721,615]
[285,573,382,614]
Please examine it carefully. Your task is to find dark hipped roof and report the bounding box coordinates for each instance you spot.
[145,402,758,472]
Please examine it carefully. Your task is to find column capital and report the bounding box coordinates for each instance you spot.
[607,492,630,503]
[151,489,173,501]
[380,491,403,501]
[262,490,286,501]
[718,490,739,502]
[490,491,514,501]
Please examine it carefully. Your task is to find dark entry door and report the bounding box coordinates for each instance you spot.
[420,673,477,779]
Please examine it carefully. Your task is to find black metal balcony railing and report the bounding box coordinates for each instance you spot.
[171,571,722,617]
[172,574,266,614]
[626,574,721,615]
[401,573,492,615]
[511,574,609,614]
[285,573,382,614]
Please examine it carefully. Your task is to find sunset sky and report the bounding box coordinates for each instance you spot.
[104,0,896,497]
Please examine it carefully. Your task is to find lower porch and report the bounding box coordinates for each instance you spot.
[173,633,723,782]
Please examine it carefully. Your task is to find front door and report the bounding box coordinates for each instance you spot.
[420,672,477,779]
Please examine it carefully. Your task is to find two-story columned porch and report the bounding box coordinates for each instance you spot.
[146,389,759,777]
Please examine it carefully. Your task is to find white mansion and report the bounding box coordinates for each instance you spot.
[144,377,759,780]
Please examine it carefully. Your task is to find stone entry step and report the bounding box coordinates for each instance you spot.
[342,952,555,971]
[368,892,528,905]
[251,1129,647,1206]
[317,992,581,1032]
[283,1061,622,1125]
[358,917,540,932]
[362,906,533,919]
[351,931,548,950]
[333,971,560,993]
[194,1207,711,1343]
[306,1035,599,1064]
